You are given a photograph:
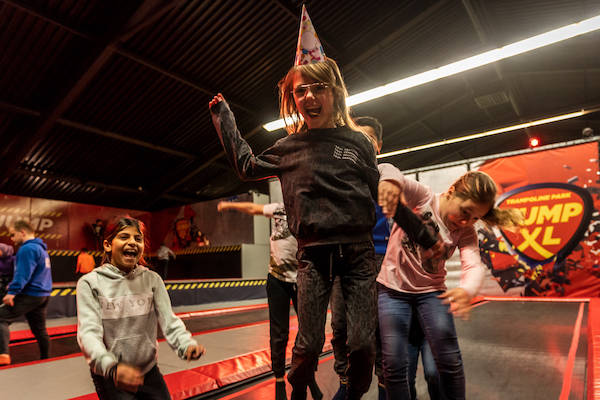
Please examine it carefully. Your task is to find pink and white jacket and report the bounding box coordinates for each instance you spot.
[376,168,484,297]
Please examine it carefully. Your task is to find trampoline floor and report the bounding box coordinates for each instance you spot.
[194,300,588,400]
[0,299,588,399]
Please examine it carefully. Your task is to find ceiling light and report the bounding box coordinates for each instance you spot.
[262,14,600,131]
[376,109,596,159]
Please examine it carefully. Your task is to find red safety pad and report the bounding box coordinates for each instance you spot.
[68,326,334,400]
[10,324,77,341]
[195,349,273,388]
[588,298,600,400]
[165,369,219,400]
[69,394,98,400]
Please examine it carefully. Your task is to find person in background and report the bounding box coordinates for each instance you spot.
[330,117,441,400]
[218,201,322,400]
[91,219,105,251]
[0,220,52,366]
[0,243,15,301]
[77,216,205,398]
[377,171,523,399]
[156,243,176,280]
[76,248,96,279]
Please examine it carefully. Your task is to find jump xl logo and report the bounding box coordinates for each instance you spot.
[496,183,593,266]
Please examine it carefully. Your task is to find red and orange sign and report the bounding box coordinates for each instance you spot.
[497,183,593,265]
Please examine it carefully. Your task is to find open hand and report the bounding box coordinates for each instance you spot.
[439,288,472,320]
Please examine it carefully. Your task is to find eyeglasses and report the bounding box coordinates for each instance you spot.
[292,82,330,98]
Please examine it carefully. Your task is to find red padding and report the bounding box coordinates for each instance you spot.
[10,304,268,342]
[164,369,219,400]
[10,324,77,341]
[588,298,600,400]
[195,349,273,388]
[481,296,590,303]
[69,394,97,400]
[68,329,333,400]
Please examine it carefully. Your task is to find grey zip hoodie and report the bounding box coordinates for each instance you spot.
[76,263,197,376]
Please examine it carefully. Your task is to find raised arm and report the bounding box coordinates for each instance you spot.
[378,163,441,251]
[209,93,281,180]
[217,201,265,216]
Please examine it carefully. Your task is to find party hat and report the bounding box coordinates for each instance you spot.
[294,4,326,65]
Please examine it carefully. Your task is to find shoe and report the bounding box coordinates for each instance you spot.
[0,353,10,366]
[275,380,287,400]
[308,378,323,400]
[378,381,387,400]
[332,380,347,400]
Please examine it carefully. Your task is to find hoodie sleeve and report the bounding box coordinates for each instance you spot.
[152,275,197,357]
[210,99,281,181]
[378,163,404,187]
[8,245,37,295]
[457,227,485,297]
[76,276,118,377]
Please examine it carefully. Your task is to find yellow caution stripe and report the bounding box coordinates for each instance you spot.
[48,279,267,296]
[148,245,242,257]
[165,279,266,290]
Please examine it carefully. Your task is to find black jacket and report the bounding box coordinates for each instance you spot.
[212,100,379,248]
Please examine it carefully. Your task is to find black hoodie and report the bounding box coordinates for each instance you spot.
[212,100,379,248]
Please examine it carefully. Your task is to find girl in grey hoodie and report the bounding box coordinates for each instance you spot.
[77,217,204,398]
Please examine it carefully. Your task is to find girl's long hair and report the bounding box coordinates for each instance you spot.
[101,216,148,265]
[278,58,375,146]
[450,171,523,229]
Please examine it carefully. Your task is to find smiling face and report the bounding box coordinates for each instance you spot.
[440,192,490,231]
[292,71,335,130]
[104,225,144,272]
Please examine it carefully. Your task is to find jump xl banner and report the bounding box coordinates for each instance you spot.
[477,142,600,297]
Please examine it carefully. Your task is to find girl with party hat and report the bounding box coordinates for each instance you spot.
[209,6,438,399]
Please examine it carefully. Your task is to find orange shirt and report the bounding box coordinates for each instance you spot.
[76,252,96,274]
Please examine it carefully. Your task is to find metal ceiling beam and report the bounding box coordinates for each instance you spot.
[13,166,198,205]
[145,125,265,208]
[344,0,451,72]
[154,0,462,202]
[0,0,256,114]
[0,100,197,159]
[0,0,263,205]
[0,0,93,40]
[0,0,175,186]
[462,0,525,119]
[385,101,600,165]
[112,46,255,114]
[383,93,471,143]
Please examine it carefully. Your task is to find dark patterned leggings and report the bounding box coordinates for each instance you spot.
[287,241,377,398]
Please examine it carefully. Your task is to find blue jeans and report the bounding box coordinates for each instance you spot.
[378,285,464,400]
[408,314,442,400]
